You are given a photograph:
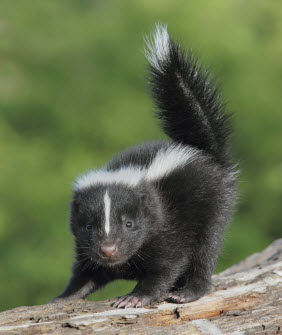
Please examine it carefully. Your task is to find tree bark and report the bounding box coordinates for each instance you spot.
[0,239,281,335]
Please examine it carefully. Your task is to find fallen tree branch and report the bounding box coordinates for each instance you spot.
[0,239,281,335]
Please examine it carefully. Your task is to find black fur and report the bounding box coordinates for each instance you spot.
[149,39,232,167]
[51,26,237,308]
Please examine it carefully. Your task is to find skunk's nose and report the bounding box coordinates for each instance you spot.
[99,243,117,258]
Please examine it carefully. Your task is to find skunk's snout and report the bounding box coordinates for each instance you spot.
[99,243,118,258]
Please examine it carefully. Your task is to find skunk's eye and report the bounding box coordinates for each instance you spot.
[86,224,92,231]
[125,221,133,228]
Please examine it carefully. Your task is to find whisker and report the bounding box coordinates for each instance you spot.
[135,252,145,262]
[131,258,139,271]
[138,249,153,259]
[81,260,92,272]
[125,261,131,271]
[76,246,91,250]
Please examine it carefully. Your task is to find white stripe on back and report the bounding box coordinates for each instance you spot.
[104,190,111,235]
[146,144,198,181]
[73,144,199,191]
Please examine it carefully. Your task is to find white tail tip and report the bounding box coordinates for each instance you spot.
[144,23,170,72]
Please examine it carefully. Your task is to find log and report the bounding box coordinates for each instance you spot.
[0,239,281,335]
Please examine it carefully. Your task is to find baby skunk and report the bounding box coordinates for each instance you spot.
[52,24,237,308]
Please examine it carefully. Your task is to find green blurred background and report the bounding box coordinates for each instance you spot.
[0,0,281,312]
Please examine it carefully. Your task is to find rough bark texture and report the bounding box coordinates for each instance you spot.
[0,239,281,335]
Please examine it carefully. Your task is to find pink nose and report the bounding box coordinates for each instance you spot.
[100,243,117,258]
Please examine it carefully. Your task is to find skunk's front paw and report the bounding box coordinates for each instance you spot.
[112,294,152,308]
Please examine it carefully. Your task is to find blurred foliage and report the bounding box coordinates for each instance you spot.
[0,0,281,312]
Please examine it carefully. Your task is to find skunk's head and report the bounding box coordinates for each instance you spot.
[70,183,161,266]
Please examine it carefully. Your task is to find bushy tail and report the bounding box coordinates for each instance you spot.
[145,24,232,166]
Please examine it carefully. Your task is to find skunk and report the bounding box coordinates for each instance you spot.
[52,24,237,308]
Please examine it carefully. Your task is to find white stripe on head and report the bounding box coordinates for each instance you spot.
[146,144,198,181]
[104,190,111,235]
[144,23,170,73]
[73,166,145,190]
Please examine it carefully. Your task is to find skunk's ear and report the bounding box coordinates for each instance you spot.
[139,192,149,209]
[71,199,80,213]
[140,193,147,204]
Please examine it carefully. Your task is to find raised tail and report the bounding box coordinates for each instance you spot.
[145,24,232,166]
